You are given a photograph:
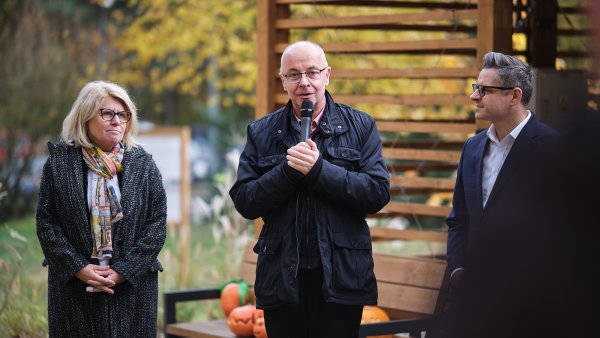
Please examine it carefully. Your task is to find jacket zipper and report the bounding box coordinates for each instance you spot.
[305,187,311,269]
[294,194,300,278]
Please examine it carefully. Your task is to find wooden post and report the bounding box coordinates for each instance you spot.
[256,0,289,120]
[255,0,290,236]
[528,0,557,68]
[476,0,513,130]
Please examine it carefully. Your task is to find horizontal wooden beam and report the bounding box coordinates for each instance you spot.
[275,0,477,10]
[556,50,592,58]
[333,67,479,79]
[557,6,586,14]
[380,201,452,217]
[387,163,458,172]
[304,24,476,33]
[557,28,592,36]
[390,176,455,190]
[383,141,466,151]
[513,5,586,15]
[276,93,472,106]
[514,50,592,59]
[382,147,462,162]
[377,121,475,133]
[275,39,478,54]
[275,10,478,29]
[391,187,451,195]
[374,253,447,286]
[370,227,448,243]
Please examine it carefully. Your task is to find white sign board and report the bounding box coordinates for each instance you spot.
[138,127,190,227]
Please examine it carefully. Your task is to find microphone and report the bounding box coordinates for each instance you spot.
[300,100,313,141]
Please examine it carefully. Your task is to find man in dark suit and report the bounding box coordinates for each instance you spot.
[443,52,584,338]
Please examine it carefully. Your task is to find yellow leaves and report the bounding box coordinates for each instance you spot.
[111,0,257,112]
[513,33,527,51]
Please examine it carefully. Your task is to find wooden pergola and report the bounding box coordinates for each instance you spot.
[253,0,591,246]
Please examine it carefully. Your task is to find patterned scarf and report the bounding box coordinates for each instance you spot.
[82,144,124,261]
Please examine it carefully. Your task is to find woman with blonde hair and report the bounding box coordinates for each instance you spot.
[36,80,167,337]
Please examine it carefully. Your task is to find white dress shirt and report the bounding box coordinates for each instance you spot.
[482,111,531,207]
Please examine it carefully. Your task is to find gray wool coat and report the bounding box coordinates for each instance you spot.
[36,142,167,337]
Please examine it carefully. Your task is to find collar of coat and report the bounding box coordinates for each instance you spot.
[269,90,349,140]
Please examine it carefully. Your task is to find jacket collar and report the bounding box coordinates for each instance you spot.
[322,90,348,137]
[270,90,348,143]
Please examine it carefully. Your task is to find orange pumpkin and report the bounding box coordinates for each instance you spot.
[220,280,253,317]
[253,308,264,321]
[253,309,268,338]
[227,304,256,337]
[253,317,268,338]
[361,306,392,338]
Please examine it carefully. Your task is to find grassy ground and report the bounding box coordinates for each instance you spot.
[0,216,251,337]
[0,214,442,337]
[0,217,48,337]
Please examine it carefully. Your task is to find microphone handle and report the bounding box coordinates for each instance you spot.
[300,117,311,141]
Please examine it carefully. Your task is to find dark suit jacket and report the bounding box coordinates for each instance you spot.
[446,113,560,273]
[443,113,581,337]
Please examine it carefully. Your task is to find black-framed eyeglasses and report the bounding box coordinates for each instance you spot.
[283,67,328,82]
[99,108,131,123]
[471,83,515,97]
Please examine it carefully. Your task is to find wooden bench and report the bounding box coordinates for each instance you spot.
[164,242,448,338]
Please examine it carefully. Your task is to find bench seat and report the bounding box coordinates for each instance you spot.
[164,242,448,338]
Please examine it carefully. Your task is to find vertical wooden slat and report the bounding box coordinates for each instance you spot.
[255,0,290,236]
[256,0,289,120]
[256,0,274,119]
[528,0,558,67]
[476,0,513,60]
[475,0,513,130]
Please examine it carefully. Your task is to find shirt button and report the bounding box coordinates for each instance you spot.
[277,129,282,134]
[337,125,342,129]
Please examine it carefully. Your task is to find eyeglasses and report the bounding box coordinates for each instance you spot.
[99,108,131,123]
[283,67,328,82]
[471,83,514,97]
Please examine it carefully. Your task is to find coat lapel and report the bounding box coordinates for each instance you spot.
[484,117,538,209]
[474,137,487,212]
[65,147,94,252]
[115,147,139,241]
[470,133,488,221]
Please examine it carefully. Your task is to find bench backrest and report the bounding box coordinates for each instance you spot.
[237,242,448,319]
[374,253,447,319]
[238,243,257,288]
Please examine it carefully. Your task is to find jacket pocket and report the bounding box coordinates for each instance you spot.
[326,146,361,171]
[252,237,283,301]
[258,154,286,171]
[332,232,374,291]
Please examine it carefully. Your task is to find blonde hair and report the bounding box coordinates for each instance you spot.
[61,80,140,149]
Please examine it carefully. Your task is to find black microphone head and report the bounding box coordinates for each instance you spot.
[300,100,313,118]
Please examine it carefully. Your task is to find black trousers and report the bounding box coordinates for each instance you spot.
[263,267,363,338]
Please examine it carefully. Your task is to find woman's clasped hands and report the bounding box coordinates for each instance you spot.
[76,264,125,294]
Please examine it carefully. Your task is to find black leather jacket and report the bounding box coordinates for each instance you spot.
[230,91,390,309]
